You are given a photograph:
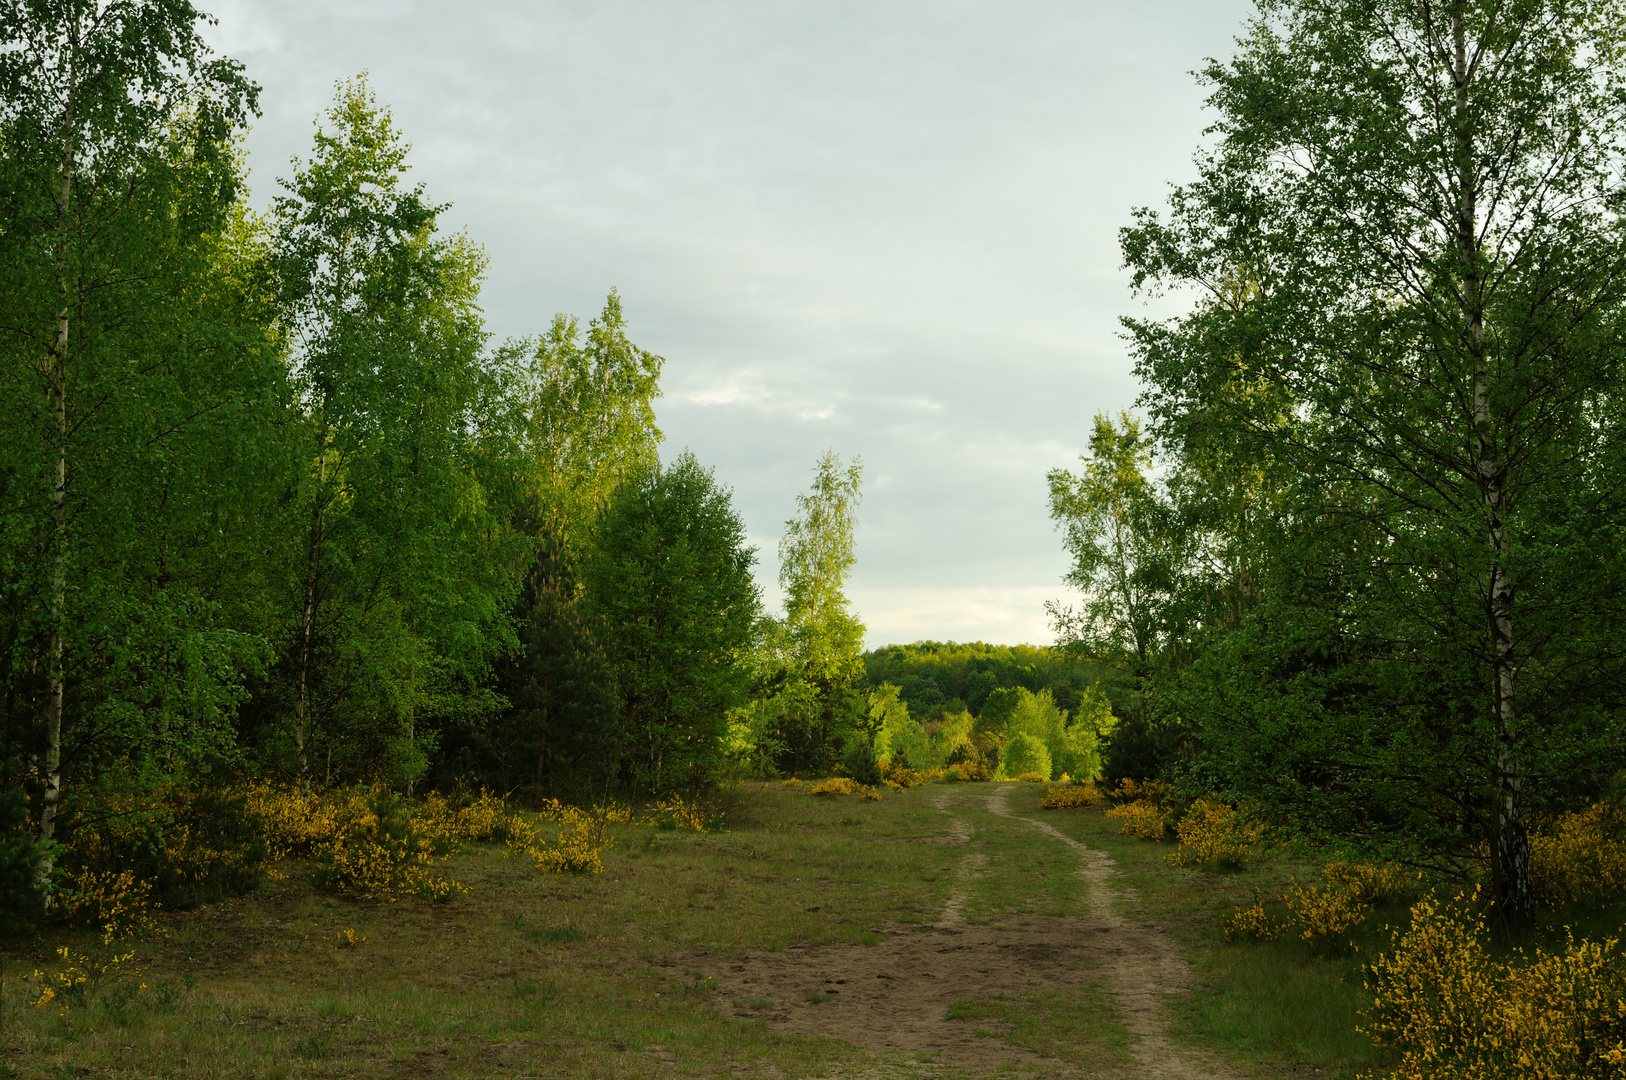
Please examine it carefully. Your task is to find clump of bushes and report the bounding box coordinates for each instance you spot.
[0,773,46,938]
[62,775,270,912]
[870,685,1113,786]
[1039,782,1103,809]
[1104,778,1170,840]
[1166,798,1265,870]
[808,777,882,800]
[1221,860,1415,954]
[1528,802,1626,908]
[997,732,1053,782]
[306,789,468,902]
[508,801,622,874]
[1363,891,1626,1079]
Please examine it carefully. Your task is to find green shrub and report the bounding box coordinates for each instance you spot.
[842,738,882,787]
[62,776,269,911]
[0,771,46,939]
[997,732,1052,781]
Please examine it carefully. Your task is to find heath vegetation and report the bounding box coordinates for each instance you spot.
[6,0,1626,1078]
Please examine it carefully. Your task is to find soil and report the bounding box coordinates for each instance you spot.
[699,790,1243,1079]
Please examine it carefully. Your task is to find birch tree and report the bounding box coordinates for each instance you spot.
[0,0,262,893]
[1047,412,1181,670]
[269,77,512,791]
[1122,0,1626,926]
[778,451,866,770]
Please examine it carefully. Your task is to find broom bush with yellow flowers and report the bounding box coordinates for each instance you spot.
[24,866,165,1015]
[1039,782,1103,809]
[1220,860,1417,954]
[306,788,468,902]
[1104,779,1171,840]
[1166,798,1266,870]
[1362,890,1626,1080]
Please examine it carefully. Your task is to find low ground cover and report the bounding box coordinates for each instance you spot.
[3,783,1623,1079]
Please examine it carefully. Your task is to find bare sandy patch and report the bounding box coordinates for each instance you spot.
[684,790,1244,1079]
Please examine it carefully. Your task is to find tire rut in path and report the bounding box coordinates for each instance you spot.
[694,791,1242,1079]
[981,789,1238,1080]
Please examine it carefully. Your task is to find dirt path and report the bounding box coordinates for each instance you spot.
[982,790,1237,1080]
[701,789,1243,1079]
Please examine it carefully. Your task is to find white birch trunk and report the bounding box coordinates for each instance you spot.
[1453,13,1532,925]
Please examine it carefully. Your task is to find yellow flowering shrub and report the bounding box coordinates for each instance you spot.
[415,789,526,845]
[1223,891,1278,942]
[28,872,156,1013]
[1166,798,1265,869]
[239,781,349,860]
[1040,783,1103,809]
[1363,891,1626,1080]
[1529,803,1626,909]
[512,800,622,875]
[1106,799,1168,840]
[60,776,269,910]
[809,777,867,796]
[327,928,366,949]
[1008,772,1047,783]
[313,827,466,901]
[51,867,164,940]
[1323,861,1414,906]
[1284,878,1367,955]
[642,794,714,832]
[1113,778,1170,803]
[881,763,926,789]
[1104,779,1171,840]
[27,939,140,1013]
[945,761,990,782]
[301,788,467,902]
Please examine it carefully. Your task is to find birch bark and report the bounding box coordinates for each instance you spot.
[1451,10,1531,925]
[35,39,78,902]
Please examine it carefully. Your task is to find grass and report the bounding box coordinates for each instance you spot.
[0,784,979,1079]
[8,780,1595,1079]
[943,984,1134,1068]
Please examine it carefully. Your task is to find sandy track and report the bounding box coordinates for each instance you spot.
[693,790,1242,1079]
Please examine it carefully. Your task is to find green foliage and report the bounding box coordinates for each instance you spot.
[776,452,867,771]
[1115,0,1626,920]
[1010,688,1113,782]
[997,732,1053,782]
[58,777,269,911]
[1047,413,1184,668]
[863,641,1096,721]
[262,75,517,789]
[0,769,45,939]
[488,534,620,799]
[492,291,664,548]
[873,698,975,773]
[841,738,882,788]
[582,453,759,793]
[0,0,273,890]
[729,453,867,776]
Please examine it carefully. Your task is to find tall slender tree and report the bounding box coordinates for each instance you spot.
[778,451,866,770]
[581,452,758,793]
[0,0,263,893]
[268,76,513,790]
[1121,0,1626,925]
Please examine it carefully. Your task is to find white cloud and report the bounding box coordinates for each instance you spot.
[852,585,1078,649]
[206,0,1250,645]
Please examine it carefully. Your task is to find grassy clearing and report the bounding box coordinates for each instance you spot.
[1013,783,1626,1080]
[0,784,1015,1079]
[10,781,1591,1079]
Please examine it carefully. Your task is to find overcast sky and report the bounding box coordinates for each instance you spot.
[206,0,1253,647]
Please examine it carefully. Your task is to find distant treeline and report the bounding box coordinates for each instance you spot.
[862,641,1095,722]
